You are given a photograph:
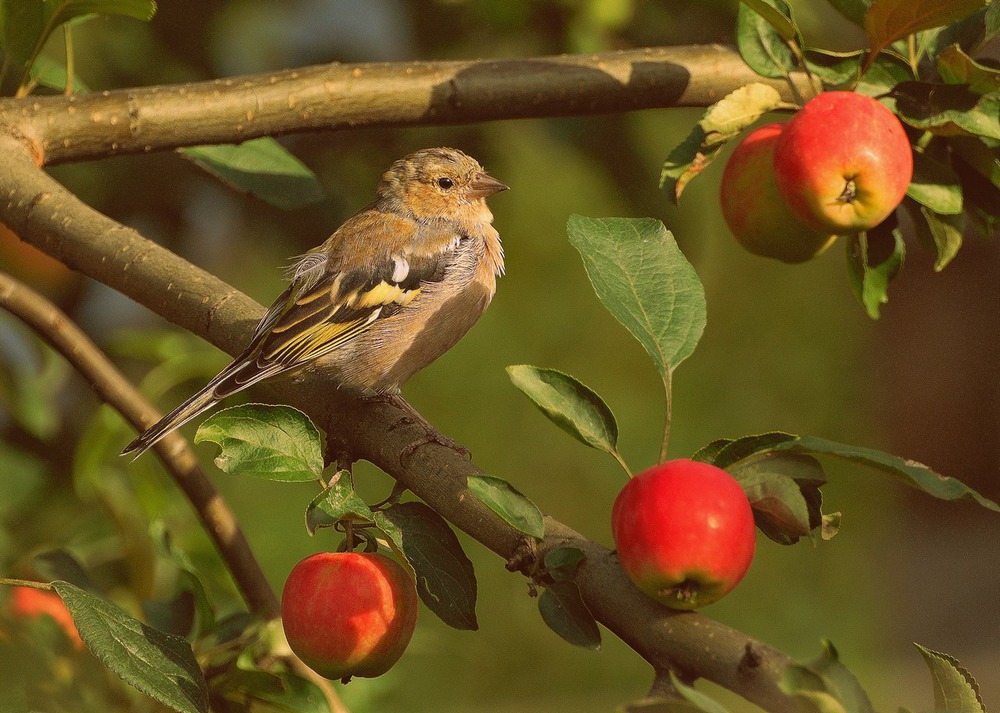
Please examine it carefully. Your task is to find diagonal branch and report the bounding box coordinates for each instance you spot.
[0,269,279,619]
[0,132,798,712]
[0,44,811,166]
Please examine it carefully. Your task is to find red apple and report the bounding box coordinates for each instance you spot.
[720,123,837,263]
[281,552,418,680]
[773,91,913,233]
[612,459,756,610]
[7,586,84,650]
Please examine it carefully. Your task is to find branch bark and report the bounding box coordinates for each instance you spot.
[0,141,797,713]
[0,44,812,166]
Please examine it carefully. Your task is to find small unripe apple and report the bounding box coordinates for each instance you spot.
[281,552,418,680]
[7,586,84,650]
[612,459,756,610]
[773,91,913,233]
[720,123,837,263]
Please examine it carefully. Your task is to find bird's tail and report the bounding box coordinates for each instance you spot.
[121,382,222,459]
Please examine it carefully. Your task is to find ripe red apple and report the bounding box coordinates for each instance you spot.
[281,552,418,680]
[720,123,837,263]
[7,586,84,650]
[773,91,913,233]
[611,459,756,610]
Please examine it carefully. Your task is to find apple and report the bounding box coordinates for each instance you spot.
[7,586,84,650]
[720,123,837,263]
[773,91,913,233]
[281,551,418,680]
[611,459,756,610]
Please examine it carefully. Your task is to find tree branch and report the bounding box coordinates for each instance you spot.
[0,268,280,620]
[0,44,811,166]
[0,126,798,711]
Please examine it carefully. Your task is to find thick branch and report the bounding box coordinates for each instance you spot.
[0,45,811,166]
[0,269,279,619]
[0,134,798,711]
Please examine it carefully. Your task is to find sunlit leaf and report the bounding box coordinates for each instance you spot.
[52,581,208,713]
[507,365,618,454]
[305,470,372,535]
[467,474,545,539]
[699,83,785,139]
[914,644,986,713]
[906,150,963,215]
[180,138,326,209]
[567,216,706,380]
[194,404,324,482]
[864,0,989,59]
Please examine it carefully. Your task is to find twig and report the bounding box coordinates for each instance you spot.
[0,269,279,620]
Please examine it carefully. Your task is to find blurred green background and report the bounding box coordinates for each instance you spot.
[1,1,998,711]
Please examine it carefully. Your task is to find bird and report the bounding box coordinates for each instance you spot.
[122,147,508,458]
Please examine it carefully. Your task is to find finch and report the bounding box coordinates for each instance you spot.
[123,147,508,458]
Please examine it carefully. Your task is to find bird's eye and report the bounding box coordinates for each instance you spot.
[437,177,454,190]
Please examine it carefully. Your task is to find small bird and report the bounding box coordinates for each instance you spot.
[123,147,508,458]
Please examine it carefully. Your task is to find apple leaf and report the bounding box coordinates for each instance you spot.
[669,672,732,713]
[543,546,587,582]
[659,83,784,201]
[863,0,989,60]
[304,470,372,535]
[52,581,208,713]
[781,640,876,713]
[692,431,796,469]
[913,644,986,713]
[736,0,802,79]
[180,138,326,210]
[506,365,620,457]
[467,474,545,540]
[907,150,964,215]
[374,502,478,630]
[948,137,1000,190]
[729,451,827,545]
[772,435,1000,512]
[194,404,324,482]
[845,223,904,320]
[567,216,706,381]
[937,44,1000,94]
[538,581,601,650]
[825,0,871,26]
[911,203,964,271]
[888,81,1000,140]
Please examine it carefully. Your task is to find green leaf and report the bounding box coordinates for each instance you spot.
[305,470,372,535]
[864,0,989,59]
[781,640,875,713]
[29,54,90,93]
[888,81,1000,140]
[538,581,601,650]
[773,435,1000,512]
[913,644,986,713]
[912,203,964,271]
[700,83,785,140]
[567,216,707,380]
[543,546,587,582]
[51,581,208,713]
[506,365,618,454]
[805,48,914,94]
[669,672,732,713]
[194,404,323,482]
[949,136,1000,190]
[729,452,824,545]
[937,44,1000,94]
[180,138,326,210]
[845,224,904,320]
[695,431,796,469]
[467,474,545,539]
[906,150,963,215]
[659,84,784,201]
[737,0,801,79]
[374,502,478,630]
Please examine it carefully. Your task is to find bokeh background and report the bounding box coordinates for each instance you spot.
[1,1,998,711]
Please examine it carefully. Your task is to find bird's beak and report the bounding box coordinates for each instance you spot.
[468,172,509,199]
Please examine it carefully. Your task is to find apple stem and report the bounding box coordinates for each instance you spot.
[659,370,673,464]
